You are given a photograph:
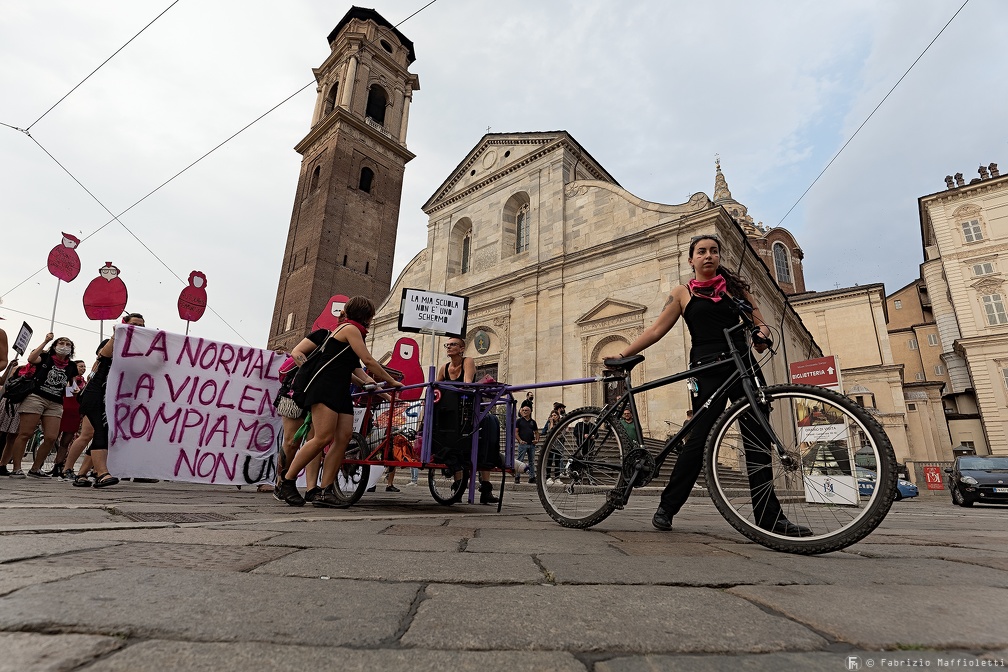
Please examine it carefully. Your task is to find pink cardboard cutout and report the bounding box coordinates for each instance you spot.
[178,270,208,321]
[46,232,81,282]
[312,294,349,332]
[82,262,128,320]
[387,336,424,400]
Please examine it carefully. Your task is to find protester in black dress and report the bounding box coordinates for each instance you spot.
[619,235,811,537]
[276,297,402,507]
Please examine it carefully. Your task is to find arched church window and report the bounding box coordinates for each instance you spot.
[773,242,792,283]
[366,85,387,126]
[461,231,471,274]
[359,167,374,193]
[323,82,339,116]
[309,165,321,193]
[515,204,530,253]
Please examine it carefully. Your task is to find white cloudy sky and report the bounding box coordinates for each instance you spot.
[1,0,1003,359]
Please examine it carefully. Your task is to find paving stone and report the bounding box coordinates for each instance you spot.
[0,568,418,646]
[82,528,281,546]
[0,632,123,672]
[0,533,119,563]
[384,523,478,537]
[17,541,295,572]
[465,528,621,554]
[88,640,587,672]
[261,530,464,552]
[596,651,847,671]
[0,507,117,527]
[402,584,826,653]
[729,584,1008,649]
[0,563,96,597]
[253,547,541,583]
[745,554,1008,587]
[540,553,818,586]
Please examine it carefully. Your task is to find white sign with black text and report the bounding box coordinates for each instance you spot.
[397,289,468,338]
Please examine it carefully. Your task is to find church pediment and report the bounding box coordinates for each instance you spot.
[422,131,619,213]
[576,298,648,327]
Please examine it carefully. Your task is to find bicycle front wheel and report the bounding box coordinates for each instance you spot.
[334,432,370,505]
[537,407,629,529]
[428,466,468,505]
[704,384,897,554]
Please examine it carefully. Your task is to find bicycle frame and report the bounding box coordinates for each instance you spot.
[592,308,794,501]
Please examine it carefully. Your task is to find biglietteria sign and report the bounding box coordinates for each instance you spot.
[788,355,841,389]
[397,288,468,338]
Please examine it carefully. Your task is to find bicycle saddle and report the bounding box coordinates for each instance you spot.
[602,354,645,371]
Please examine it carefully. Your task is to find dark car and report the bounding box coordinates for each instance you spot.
[945,455,1008,507]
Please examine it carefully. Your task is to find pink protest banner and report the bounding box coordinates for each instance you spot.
[105,324,283,485]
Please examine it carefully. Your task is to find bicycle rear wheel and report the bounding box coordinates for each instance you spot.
[334,432,370,505]
[429,466,469,505]
[537,407,628,529]
[704,383,897,554]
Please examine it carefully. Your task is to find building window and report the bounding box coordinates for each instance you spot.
[934,365,945,375]
[358,167,374,193]
[893,299,902,309]
[961,219,983,243]
[1002,368,1008,391]
[323,82,339,116]
[364,261,369,275]
[907,403,917,411]
[284,312,294,332]
[973,262,995,276]
[461,231,471,274]
[309,165,321,193]
[515,204,530,253]
[982,294,1008,325]
[365,84,387,126]
[908,338,918,350]
[915,372,926,381]
[927,333,939,346]
[773,243,792,283]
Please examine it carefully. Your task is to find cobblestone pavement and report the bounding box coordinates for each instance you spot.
[1,476,1006,671]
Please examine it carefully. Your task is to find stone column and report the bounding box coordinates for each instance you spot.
[399,90,412,144]
[340,56,358,109]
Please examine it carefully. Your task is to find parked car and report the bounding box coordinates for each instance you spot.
[855,467,918,501]
[945,455,1008,507]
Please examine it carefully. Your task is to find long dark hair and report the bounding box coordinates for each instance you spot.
[688,234,750,298]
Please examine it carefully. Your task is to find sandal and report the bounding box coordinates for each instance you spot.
[72,475,93,487]
[93,473,120,488]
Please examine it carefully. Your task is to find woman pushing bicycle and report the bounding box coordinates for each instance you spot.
[618,234,812,537]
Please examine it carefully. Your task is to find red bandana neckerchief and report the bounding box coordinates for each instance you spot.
[343,319,369,338]
[688,275,727,302]
[50,354,70,368]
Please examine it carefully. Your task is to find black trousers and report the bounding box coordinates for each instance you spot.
[659,353,785,528]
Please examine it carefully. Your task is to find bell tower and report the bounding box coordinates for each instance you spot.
[268,7,419,350]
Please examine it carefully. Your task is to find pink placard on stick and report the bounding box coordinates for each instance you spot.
[312,294,349,332]
[178,271,208,322]
[83,262,128,320]
[46,232,81,282]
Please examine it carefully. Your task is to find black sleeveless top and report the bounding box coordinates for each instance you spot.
[682,290,747,363]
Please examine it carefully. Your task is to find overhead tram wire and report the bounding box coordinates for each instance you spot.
[3,0,440,338]
[26,0,181,132]
[2,81,316,344]
[774,0,970,228]
[0,305,101,336]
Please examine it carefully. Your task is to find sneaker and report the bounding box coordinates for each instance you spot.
[9,470,26,479]
[385,485,400,493]
[62,469,76,482]
[652,507,673,531]
[304,487,323,503]
[514,475,520,484]
[528,477,537,485]
[312,484,351,508]
[404,480,417,487]
[26,470,45,478]
[276,478,305,507]
[546,478,555,485]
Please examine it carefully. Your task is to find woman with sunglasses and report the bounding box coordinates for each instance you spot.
[435,337,502,504]
[7,333,78,478]
[619,234,811,537]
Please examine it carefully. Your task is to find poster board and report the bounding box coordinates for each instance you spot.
[397,289,468,338]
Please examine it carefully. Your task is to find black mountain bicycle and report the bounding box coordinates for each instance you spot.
[536,295,897,554]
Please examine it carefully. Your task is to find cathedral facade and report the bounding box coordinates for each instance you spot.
[367,132,818,436]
